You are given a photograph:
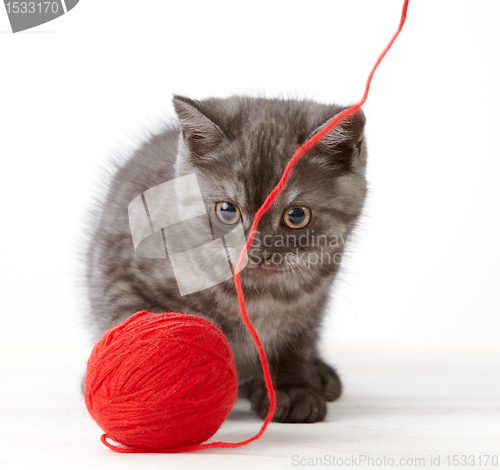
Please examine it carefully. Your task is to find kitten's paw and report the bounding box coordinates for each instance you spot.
[314,359,342,402]
[273,386,327,423]
[247,381,327,423]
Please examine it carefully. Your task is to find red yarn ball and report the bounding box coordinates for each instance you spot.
[84,311,238,451]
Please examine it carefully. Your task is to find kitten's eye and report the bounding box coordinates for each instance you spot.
[215,201,241,225]
[283,206,311,229]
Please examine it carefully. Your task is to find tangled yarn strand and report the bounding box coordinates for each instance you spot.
[101,0,410,454]
[232,0,409,449]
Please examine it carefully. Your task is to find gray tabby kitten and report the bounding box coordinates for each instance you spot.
[86,95,367,423]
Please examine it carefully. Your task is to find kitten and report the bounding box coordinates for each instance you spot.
[85,95,367,423]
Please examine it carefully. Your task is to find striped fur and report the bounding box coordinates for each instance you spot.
[86,95,367,422]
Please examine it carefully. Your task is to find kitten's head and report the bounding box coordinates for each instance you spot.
[173,95,367,298]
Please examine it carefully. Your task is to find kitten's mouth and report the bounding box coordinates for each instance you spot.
[244,262,287,273]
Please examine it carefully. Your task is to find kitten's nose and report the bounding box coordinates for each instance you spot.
[247,249,272,266]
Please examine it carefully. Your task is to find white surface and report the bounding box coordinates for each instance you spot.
[1,341,499,469]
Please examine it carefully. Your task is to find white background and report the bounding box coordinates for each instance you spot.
[1,0,499,346]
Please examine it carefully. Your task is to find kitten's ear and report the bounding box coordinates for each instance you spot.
[173,95,227,158]
[309,109,366,171]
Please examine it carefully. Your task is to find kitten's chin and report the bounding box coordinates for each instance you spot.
[237,264,310,299]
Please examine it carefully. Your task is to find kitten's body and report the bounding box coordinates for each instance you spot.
[86,96,367,423]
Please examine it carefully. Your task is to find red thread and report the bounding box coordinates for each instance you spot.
[231,0,409,449]
[85,0,409,453]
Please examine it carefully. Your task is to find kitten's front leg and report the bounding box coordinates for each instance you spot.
[242,347,342,423]
[313,356,342,402]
